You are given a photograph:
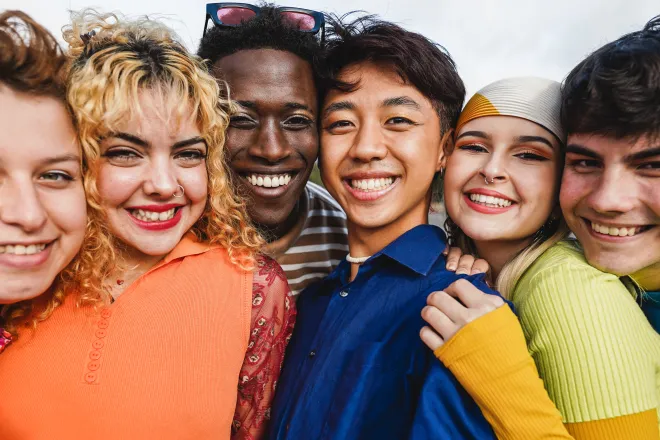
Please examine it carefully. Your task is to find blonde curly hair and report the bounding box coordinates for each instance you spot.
[58,10,263,308]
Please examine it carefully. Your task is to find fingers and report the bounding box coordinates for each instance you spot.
[454,254,475,275]
[420,325,445,351]
[445,247,463,271]
[445,279,505,309]
[470,258,490,275]
[426,290,467,325]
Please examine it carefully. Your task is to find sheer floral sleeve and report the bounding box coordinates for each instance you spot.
[232,255,296,440]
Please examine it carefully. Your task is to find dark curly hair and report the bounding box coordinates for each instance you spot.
[562,15,660,141]
[322,13,465,135]
[197,3,323,88]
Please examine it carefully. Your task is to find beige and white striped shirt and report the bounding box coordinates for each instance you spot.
[265,182,348,296]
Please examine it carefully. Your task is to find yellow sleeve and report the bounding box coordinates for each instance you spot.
[565,410,659,440]
[515,246,659,424]
[436,306,573,440]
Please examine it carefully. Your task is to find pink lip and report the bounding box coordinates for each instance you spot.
[128,207,183,231]
[126,204,184,213]
[343,177,399,202]
[0,244,52,269]
[463,194,516,215]
[465,188,515,202]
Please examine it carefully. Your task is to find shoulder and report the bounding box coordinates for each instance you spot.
[305,182,346,218]
[252,255,292,306]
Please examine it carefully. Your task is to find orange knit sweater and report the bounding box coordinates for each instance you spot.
[0,237,282,439]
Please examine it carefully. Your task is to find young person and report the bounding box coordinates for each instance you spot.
[421,17,660,440]
[0,11,293,439]
[269,16,506,439]
[0,11,87,352]
[198,4,348,295]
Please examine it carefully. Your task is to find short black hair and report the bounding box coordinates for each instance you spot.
[197,3,323,82]
[322,14,465,134]
[562,15,660,141]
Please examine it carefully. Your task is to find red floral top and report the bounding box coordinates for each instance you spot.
[232,255,296,439]
[0,328,11,354]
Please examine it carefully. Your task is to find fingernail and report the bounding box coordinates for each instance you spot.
[455,270,468,275]
[447,264,456,270]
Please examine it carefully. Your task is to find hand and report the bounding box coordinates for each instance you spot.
[443,246,490,276]
[420,279,505,350]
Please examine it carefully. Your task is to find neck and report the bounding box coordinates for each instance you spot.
[110,245,165,299]
[258,199,302,243]
[632,261,660,291]
[473,236,534,280]
[347,197,429,281]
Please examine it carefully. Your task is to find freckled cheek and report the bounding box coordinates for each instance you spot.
[96,165,144,208]
[179,166,208,207]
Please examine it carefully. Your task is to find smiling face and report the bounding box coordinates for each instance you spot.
[0,86,86,303]
[560,134,660,279]
[96,90,208,259]
[320,63,445,246]
[214,49,318,235]
[444,116,562,248]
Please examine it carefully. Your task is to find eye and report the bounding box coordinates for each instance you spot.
[458,143,488,153]
[229,114,257,129]
[638,161,660,177]
[175,150,206,163]
[567,158,601,172]
[283,115,314,130]
[324,120,354,134]
[514,150,550,162]
[385,116,416,126]
[39,171,74,187]
[102,148,140,162]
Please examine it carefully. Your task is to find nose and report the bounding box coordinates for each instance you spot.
[480,151,509,184]
[247,119,293,163]
[587,166,637,215]
[349,120,388,163]
[0,177,48,232]
[142,156,180,199]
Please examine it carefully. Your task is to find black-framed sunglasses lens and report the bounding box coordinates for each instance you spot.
[214,6,319,31]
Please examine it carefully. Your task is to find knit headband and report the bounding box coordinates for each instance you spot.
[455,77,566,143]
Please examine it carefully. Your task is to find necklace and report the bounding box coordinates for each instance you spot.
[346,254,371,264]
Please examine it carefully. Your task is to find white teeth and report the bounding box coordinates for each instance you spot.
[247,174,292,188]
[591,222,642,237]
[0,243,47,255]
[469,193,512,207]
[350,177,395,192]
[131,208,176,222]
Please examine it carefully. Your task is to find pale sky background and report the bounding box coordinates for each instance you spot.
[3,0,658,96]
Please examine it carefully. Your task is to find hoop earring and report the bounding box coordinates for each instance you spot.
[173,185,185,198]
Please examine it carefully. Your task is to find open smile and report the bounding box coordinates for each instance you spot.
[343,174,400,201]
[238,170,301,199]
[0,240,54,269]
[584,218,654,240]
[125,204,184,231]
[463,189,516,214]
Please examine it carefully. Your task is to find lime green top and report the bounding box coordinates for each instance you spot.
[511,240,660,425]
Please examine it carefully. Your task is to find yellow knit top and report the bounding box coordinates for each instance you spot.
[436,241,660,439]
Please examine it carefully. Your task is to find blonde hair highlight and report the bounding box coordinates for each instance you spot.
[58,10,263,308]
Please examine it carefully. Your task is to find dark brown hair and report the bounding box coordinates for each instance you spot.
[323,13,465,135]
[562,15,660,141]
[0,10,68,98]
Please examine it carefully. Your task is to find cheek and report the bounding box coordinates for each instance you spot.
[287,131,319,164]
[559,171,587,214]
[43,184,87,236]
[180,166,208,206]
[97,165,143,208]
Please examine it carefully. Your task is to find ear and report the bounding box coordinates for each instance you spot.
[436,129,454,172]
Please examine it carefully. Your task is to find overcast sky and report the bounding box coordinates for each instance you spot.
[3,0,658,96]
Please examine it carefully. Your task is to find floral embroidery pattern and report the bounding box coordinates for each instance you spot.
[232,255,296,440]
[0,328,12,354]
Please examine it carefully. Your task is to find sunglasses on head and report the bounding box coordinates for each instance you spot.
[203,2,325,40]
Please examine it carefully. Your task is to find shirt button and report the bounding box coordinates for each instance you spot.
[95,329,107,339]
[89,350,102,360]
[85,372,97,383]
[97,319,110,329]
[87,360,101,371]
[92,339,104,349]
[339,290,349,297]
[309,350,316,358]
[100,309,112,319]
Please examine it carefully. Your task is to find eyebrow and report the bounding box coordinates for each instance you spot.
[566,144,604,160]
[455,130,491,141]
[172,136,206,149]
[382,96,421,110]
[625,146,660,162]
[113,132,149,147]
[515,135,554,149]
[323,101,355,118]
[41,153,80,166]
[284,102,313,112]
[236,100,257,110]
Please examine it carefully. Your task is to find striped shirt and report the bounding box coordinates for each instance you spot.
[265,182,348,296]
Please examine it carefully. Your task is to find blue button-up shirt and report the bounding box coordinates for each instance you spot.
[270,225,499,440]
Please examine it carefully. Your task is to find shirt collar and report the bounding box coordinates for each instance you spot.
[377,224,447,276]
[161,233,218,265]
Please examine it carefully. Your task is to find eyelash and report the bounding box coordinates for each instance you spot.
[40,171,74,182]
[515,150,549,161]
[102,148,139,161]
[176,150,206,161]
